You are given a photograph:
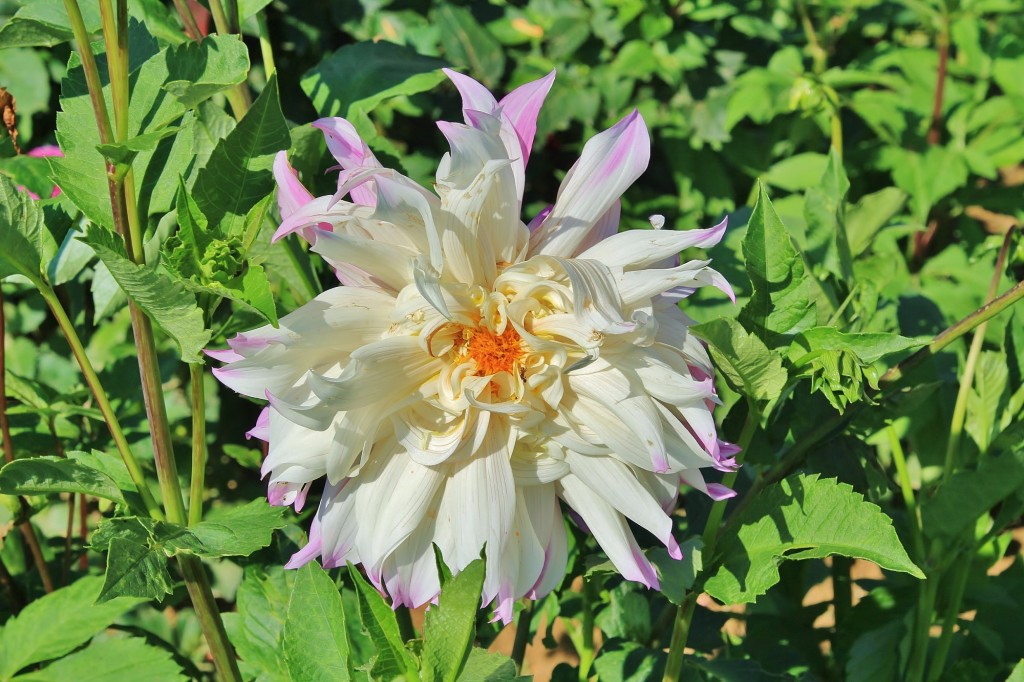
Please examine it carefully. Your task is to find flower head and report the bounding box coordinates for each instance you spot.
[213,70,735,622]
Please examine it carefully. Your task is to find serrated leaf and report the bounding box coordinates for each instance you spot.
[82,229,211,363]
[282,563,354,682]
[921,449,1024,543]
[96,126,181,166]
[0,455,126,504]
[300,41,447,119]
[423,557,486,682]
[803,148,853,282]
[0,175,56,287]
[191,74,289,240]
[436,6,506,87]
[0,576,144,678]
[189,499,287,557]
[738,183,816,348]
[691,318,788,403]
[787,328,925,366]
[649,538,703,606]
[705,474,923,605]
[11,636,187,682]
[97,537,175,603]
[349,563,418,680]
[228,566,292,680]
[0,0,102,48]
[456,649,519,681]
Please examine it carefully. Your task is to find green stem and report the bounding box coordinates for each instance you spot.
[927,557,970,682]
[62,0,114,144]
[578,578,596,681]
[888,426,926,562]
[38,287,163,519]
[796,0,827,74]
[663,401,759,681]
[188,364,207,527]
[171,0,203,40]
[179,554,243,681]
[511,600,533,674]
[906,571,938,682]
[256,10,276,77]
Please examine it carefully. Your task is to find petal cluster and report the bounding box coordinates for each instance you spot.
[213,70,734,623]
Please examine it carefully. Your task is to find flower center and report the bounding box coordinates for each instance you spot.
[458,324,525,376]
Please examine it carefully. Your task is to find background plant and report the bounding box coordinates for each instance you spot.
[0,0,1022,680]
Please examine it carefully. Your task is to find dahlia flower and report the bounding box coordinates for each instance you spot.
[212,70,735,622]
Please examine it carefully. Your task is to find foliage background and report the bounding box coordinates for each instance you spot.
[0,0,1022,680]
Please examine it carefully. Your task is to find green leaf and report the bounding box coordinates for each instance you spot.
[11,636,186,682]
[300,41,447,119]
[691,318,788,404]
[436,6,506,87]
[649,538,703,606]
[591,642,665,682]
[0,175,56,287]
[762,152,829,192]
[0,576,144,678]
[228,566,292,680]
[803,148,853,282]
[96,126,181,166]
[788,328,925,365]
[192,74,290,239]
[705,474,923,605]
[0,455,126,504]
[51,34,249,229]
[97,537,175,603]
[282,563,354,682]
[423,557,486,682]
[846,187,908,257]
[456,649,519,681]
[921,449,1024,543]
[349,563,418,680]
[738,183,816,347]
[0,0,102,48]
[189,499,287,557]
[82,229,211,363]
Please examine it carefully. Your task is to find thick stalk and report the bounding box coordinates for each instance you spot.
[38,287,163,519]
[171,0,203,40]
[1,289,56,593]
[256,10,276,76]
[906,572,938,682]
[188,364,206,527]
[180,554,243,680]
[578,578,596,681]
[927,558,970,682]
[663,402,759,681]
[511,600,534,674]
[888,426,926,561]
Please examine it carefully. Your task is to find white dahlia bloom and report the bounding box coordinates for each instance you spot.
[211,70,736,623]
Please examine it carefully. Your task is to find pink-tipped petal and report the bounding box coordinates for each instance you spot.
[273,151,314,220]
[497,69,556,165]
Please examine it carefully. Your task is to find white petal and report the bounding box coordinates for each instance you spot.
[577,217,728,271]
[310,229,417,292]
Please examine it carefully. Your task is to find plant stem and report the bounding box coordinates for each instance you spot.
[179,554,242,680]
[578,578,596,681]
[171,0,203,40]
[203,0,250,118]
[927,558,970,682]
[511,600,534,674]
[927,21,950,146]
[796,0,827,74]
[0,555,24,612]
[207,0,232,36]
[38,287,163,519]
[256,10,276,77]
[188,364,207,527]
[906,570,938,682]
[887,426,926,561]
[1,288,56,594]
[663,401,759,681]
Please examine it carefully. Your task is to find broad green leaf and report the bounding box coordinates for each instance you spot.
[228,566,292,680]
[1008,660,1024,682]
[884,146,969,225]
[96,126,181,166]
[803,148,853,282]
[738,183,815,347]
[192,74,290,239]
[349,563,418,680]
[921,449,1024,543]
[787,328,925,366]
[965,351,1009,454]
[11,636,186,682]
[649,538,703,606]
[0,0,102,48]
[51,34,249,229]
[300,41,446,119]
[762,152,829,192]
[422,557,486,682]
[705,474,923,605]
[97,537,175,603]
[0,175,56,287]
[0,48,50,141]
[282,563,354,682]
[0,455,126,504]
[591,642,665,682]
[0,576,144,678]
[82,229,211,363]
[845,620,905,682]
[595,584,651,642]
[436,6,506,87]
[691,318,788,404]
[456,649,519,681]
[846,187,907,257]
[189,499,287,557]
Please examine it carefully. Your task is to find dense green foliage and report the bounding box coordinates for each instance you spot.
[1,0,1023,680]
